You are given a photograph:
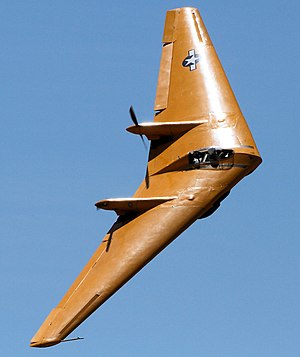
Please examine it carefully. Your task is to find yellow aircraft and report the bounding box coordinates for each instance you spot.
[30,7,261,347]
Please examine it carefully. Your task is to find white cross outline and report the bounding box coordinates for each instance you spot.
[182,49,200,71]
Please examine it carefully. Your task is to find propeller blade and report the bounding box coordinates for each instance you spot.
[129,106,139,127]
[145,165,150,189]
[129,106,147,149]
[140,133,147,149]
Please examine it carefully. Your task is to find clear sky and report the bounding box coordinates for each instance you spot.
[1,0,300,356]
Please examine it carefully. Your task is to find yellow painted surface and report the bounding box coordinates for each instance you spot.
[30,7,261,348]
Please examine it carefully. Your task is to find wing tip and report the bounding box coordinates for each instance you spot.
[30,338,61,348]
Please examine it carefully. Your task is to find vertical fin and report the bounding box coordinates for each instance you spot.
[153,7,240,123]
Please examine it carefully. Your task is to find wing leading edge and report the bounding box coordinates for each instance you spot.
[30,7,261,348]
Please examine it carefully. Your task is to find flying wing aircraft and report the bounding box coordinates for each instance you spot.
[30,7,262,347]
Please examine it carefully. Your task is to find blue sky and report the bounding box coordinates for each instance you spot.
[1,0,300,356]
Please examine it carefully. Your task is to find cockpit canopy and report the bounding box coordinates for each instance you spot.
[188,147,234,169]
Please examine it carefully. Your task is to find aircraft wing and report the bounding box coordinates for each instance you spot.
[30,7,261,348]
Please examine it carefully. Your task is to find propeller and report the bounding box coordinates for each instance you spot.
[129,106,147,149]
[129,106,149,188]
